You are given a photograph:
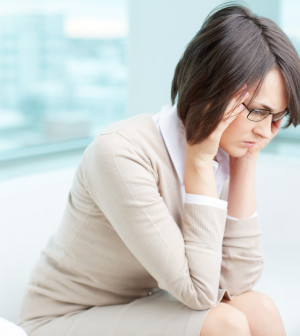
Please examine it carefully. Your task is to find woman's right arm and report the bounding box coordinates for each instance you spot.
[85,131,226,310]
[84,93,247,311]
[184,90,247,198]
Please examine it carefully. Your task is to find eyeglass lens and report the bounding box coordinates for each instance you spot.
[248,109,287,122]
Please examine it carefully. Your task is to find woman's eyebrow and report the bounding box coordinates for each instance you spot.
[252,101,288,114]
[251,100,273,111]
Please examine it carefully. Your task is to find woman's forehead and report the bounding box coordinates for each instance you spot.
[247,69,288,111]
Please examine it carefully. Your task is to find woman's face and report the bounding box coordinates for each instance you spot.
[219,68,288,157]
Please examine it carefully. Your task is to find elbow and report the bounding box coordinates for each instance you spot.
[220,257,264,296]
[190,296,216,311]
[178,280,221,311]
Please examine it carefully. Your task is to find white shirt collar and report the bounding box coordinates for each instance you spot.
[152,104,229,197]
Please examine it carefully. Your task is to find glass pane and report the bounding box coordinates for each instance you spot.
[277,0,300,142]
[261,0,300,155]
[0,0,128,160]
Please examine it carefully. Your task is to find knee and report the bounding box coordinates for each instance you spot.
[251,291,280,318]
[201,303,251,336]
[222,308,250,335]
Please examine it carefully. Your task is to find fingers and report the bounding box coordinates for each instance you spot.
[237,84,248,95]
[214,90,249,136]
[213,86,249,136]
[216,109,239,134]
[224,90,249,120]
[222,91,249,126]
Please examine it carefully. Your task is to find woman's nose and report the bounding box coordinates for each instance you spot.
[252,115,273,139]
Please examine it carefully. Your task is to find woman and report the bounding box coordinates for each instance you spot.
[19,4,300,336]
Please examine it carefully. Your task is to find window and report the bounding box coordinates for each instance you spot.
[0,0,128,162]
[1,1,299,165]
[266,0,300,156]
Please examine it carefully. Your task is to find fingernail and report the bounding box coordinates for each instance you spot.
[237,103,244,111]
[242,91,249,99]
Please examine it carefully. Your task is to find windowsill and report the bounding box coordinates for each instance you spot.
[0,136,94,181]
[1,135,300,181]
[262,136,300,157]
[0,148,85,181]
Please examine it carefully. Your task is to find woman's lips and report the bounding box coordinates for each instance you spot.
[242,141,257,148]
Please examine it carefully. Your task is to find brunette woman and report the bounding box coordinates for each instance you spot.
[19,4,300,336]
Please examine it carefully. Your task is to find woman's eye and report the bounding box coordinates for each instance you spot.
[253,109,269,117]
[251,109,262,115]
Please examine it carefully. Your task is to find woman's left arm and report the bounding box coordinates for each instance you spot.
[227,155,257,219]
[220,155,263,296]
[220,119,283,295]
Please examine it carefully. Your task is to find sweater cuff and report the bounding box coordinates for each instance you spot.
[224,216,261,238]
[185,193,228,210]
[226,211,258,221]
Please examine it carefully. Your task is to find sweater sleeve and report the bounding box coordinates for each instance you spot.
[84,132,227,310]
[219,181,264,295]
[220,217,264,295]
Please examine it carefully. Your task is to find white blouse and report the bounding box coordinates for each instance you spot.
[152,104,257,219]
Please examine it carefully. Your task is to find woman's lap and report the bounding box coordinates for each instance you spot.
[23,290,210,336]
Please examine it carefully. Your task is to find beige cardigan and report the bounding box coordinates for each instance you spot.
[19,114,264,324]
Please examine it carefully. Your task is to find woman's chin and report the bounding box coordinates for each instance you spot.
[220,145,248,158]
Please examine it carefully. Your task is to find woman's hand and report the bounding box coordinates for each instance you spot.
[185,90,249,166]
[245,118,283,160]
[228,117,283,218]
[184,89,249,198]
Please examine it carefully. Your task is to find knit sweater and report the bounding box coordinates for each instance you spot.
[19,114,264,324]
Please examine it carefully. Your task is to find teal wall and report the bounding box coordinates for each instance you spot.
[128,0,281,116]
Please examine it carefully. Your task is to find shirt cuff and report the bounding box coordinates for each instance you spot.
[226,211,258,221]
[185,193,228,210]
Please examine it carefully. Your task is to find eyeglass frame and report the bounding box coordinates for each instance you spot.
[242,102,289,122]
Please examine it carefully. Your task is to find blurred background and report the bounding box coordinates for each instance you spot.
[0,0,127,172]
[0,0,299,334]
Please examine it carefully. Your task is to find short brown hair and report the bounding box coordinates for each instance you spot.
[171,4,300,144]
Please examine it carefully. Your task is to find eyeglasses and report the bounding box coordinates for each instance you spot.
[242,103,289,122]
